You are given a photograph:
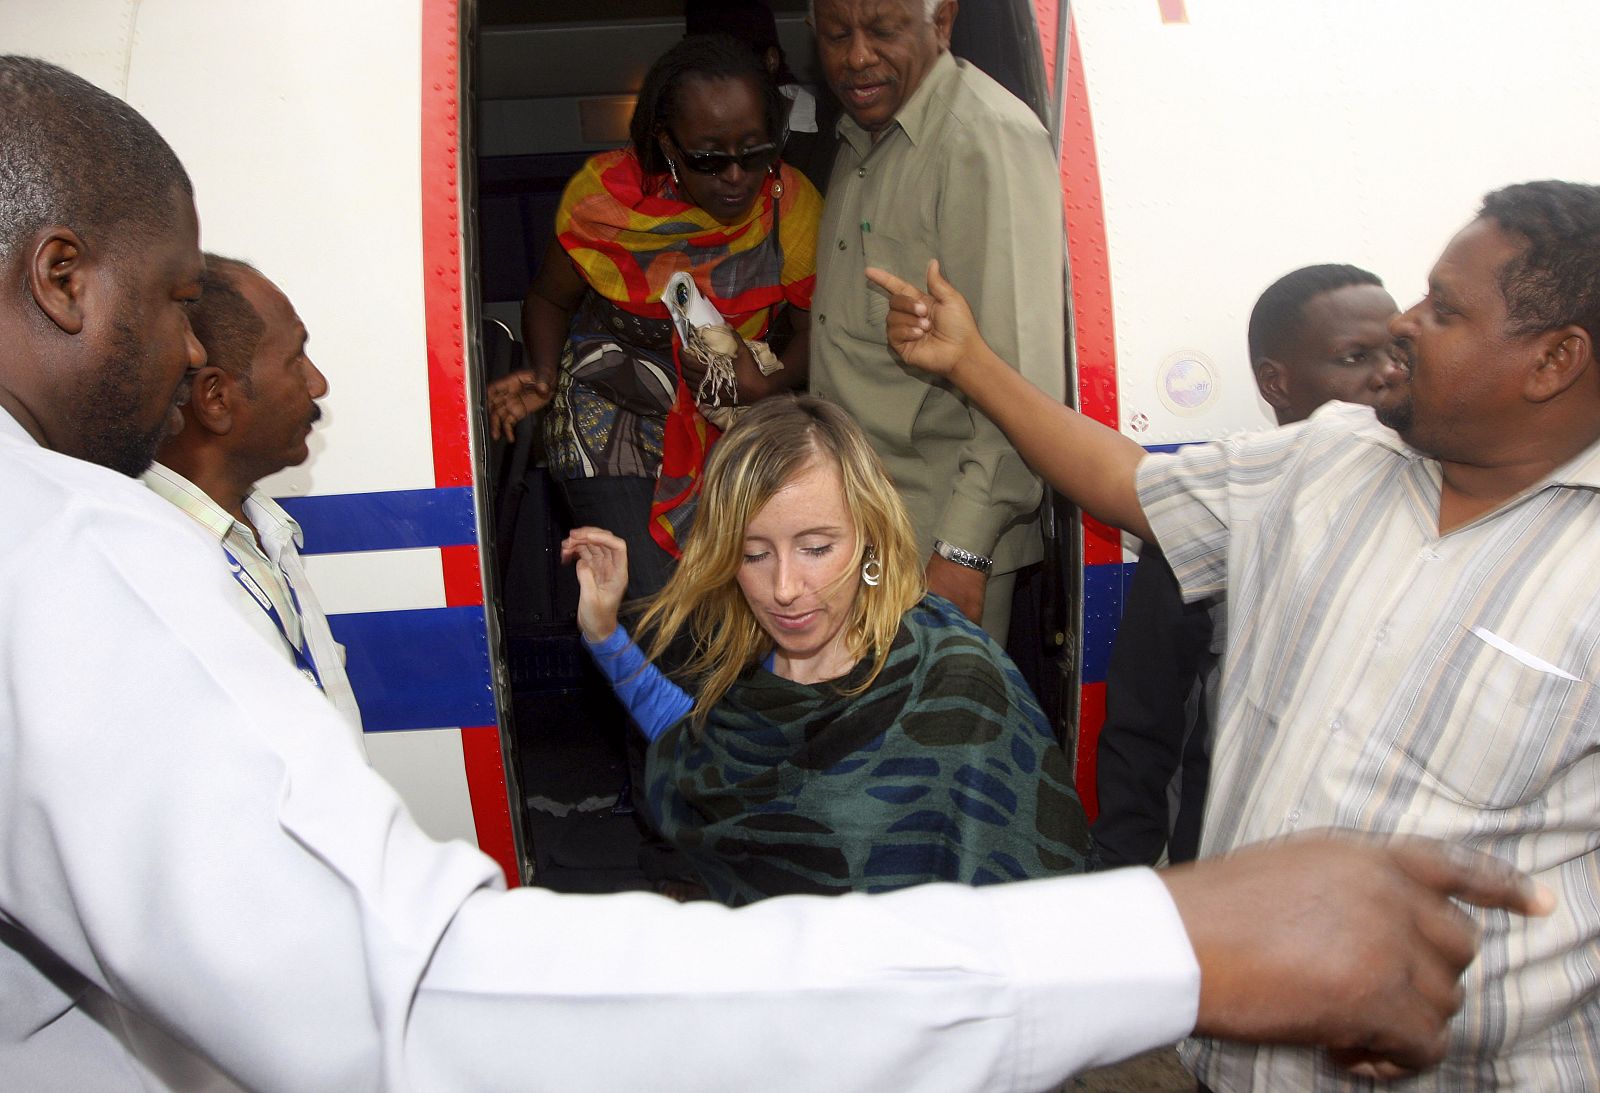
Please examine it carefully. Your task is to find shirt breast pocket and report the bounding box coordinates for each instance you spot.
[1406,624,1594,810]
[860,228,925,333]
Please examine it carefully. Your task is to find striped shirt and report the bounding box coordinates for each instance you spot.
[1140,402,1600,1091]
[143,463,366,752]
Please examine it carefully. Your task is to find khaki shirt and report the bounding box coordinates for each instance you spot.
[810,51,1066,574]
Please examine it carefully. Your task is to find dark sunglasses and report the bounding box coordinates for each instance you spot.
[669,133,779,176]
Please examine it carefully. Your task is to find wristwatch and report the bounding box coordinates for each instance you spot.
[932,538,993,576]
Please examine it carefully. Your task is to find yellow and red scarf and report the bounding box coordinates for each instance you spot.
[557,149,820,556]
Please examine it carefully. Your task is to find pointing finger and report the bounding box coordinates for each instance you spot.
[866,268,931,320]
[865,266,917,298]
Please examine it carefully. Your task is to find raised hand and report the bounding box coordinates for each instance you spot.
[1161,832,1554,1079]
[561,526,630,642]
[865,259,983,379]
[486,369,554,442]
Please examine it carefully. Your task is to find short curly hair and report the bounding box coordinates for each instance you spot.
[190,256,267,396]
[1246,263,1384,364]
[0,56,191,265]
[1478,181,1600,346]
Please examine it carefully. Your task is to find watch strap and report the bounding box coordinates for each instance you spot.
[932,538,994,575]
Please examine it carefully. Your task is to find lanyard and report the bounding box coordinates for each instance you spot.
[222,544,323,691]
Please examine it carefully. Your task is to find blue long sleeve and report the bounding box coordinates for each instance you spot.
[583,626,693,741]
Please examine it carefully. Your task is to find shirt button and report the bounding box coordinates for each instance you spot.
[1375,626,1388,644]
[1287,809,1302,827]
[837,238,847,250]
[818,314,827,325]
[1331,718,1343,732]
[857,167,867,178]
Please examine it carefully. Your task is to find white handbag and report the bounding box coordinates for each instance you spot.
[664,271,783,430]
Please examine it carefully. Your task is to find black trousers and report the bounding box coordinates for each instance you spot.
[559,474,693,884]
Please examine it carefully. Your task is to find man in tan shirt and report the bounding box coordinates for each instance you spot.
[808,0,1065,640]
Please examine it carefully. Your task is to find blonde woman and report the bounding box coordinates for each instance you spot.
[564,396,1092,905]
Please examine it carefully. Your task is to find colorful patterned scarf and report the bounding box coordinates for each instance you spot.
[557,149,820,554]
[644,596,1095,905]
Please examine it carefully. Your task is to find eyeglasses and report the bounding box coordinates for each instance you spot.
[668,133,779,176]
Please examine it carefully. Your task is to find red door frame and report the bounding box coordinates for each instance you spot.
[1036,0,1121,816]
[421,0,521,885]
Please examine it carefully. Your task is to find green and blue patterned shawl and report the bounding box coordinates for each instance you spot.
[645,595,1093,905]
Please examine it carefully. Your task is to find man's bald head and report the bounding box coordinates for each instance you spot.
[811,0,955,137]
[0,55,192,267]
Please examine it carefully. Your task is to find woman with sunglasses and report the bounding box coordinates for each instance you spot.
[487,34,819,591]
[486,33,821,893]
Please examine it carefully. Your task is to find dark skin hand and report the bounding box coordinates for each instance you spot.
[925,553,986,624]
[486,239,582,443]
[487,239,810,442]
[1160,832,1555,1079]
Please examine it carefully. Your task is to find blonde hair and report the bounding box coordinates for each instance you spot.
[636,395,924,728]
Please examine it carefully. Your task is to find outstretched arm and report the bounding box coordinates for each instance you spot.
[867,261,1155,544]
[1162,833,1555,1079]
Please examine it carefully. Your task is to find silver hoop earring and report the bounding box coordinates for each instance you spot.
[667,158,681,187]
[861,548,882,587]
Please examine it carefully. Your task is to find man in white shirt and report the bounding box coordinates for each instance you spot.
[143,255,365,752]
[0,52,1550,1093]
